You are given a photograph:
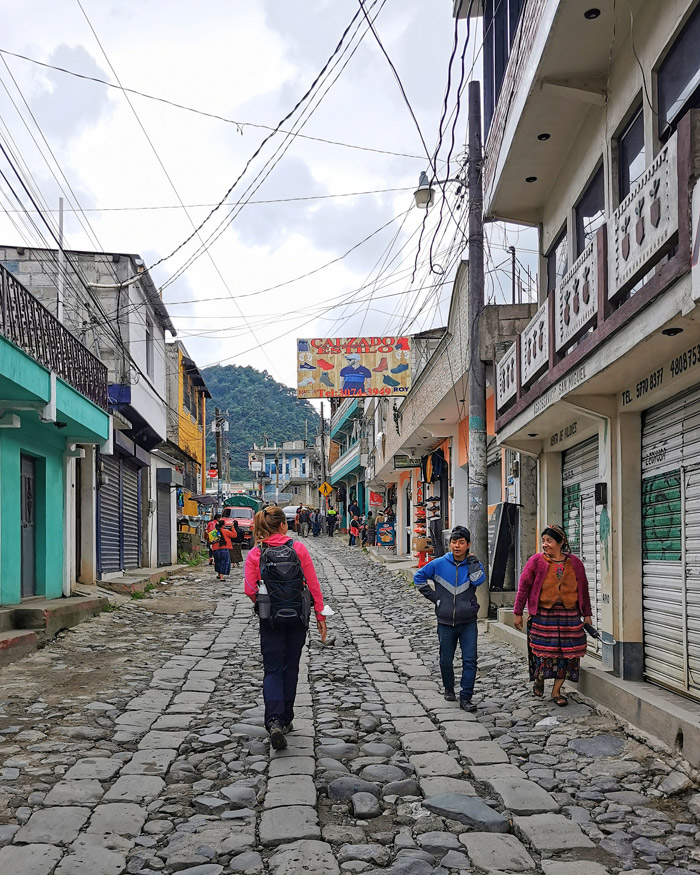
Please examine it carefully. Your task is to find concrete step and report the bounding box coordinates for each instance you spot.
[0,629,39,667]
[100,564,189,595]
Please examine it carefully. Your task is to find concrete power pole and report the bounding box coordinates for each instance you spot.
[215,406,223,510]
[320,403,327,511]
[467,81,489,617]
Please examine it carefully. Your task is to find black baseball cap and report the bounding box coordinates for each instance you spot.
[450,525,471,542]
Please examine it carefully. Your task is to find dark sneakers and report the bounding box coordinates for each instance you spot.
[268,720,287,750]
[459,698,477,713]
[282,722,294,735]
[444,688,456,701]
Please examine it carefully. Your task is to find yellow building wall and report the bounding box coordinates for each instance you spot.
[176,348,206,517]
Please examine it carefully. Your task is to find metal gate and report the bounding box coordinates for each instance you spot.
[562,437,601,652]
[157,483,171,566]
[642,385,700,695]
[98,455,121,574]
[121,462,140,570]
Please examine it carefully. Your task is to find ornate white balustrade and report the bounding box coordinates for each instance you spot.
[496,342,517,409]
[555,241,598,353]
[520,301,549,387]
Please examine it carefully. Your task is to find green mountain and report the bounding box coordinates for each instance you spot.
[201,364,320,480]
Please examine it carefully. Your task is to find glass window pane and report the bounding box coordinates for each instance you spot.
[575,164,605,256]
[658,3,700,133]
[546,230,568,293]
[619,109,645,200]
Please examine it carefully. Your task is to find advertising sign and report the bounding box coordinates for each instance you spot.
[376,521,395,547]
[296,336,411,399]
[369,490,384,506]
[393,454,421,469]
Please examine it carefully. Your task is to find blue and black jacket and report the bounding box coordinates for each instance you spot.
[414,552,486,625]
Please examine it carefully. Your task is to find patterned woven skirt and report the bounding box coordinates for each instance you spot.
[527,604,587,682]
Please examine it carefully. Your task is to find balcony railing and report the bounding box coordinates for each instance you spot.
[0,263,108,410]
[496,126,685,418]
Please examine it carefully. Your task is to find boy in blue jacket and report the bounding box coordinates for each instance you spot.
[414,525,486,711]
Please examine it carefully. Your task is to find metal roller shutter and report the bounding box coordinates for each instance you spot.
[562,437,601,653]
[99,455,121,574]
[642,385,700,695]
[121,461,140,571]
[157,483,172,566]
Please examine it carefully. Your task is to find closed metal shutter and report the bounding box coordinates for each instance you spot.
[562,437,601,653]
[98,455,121,574]
[121,461,140,571]
[157,483,171,566]
[642,385,700,695]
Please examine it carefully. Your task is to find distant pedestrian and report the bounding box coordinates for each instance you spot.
[212,520,234,579]
[366,511,376,547]
[205,514,219,565]
[228,519,243,568]
[299,507,311,538]
[245,506,328,750]
[327,506,337,537]
[414,525,486,712]
[348,516,359,547]
[311,509,322,537]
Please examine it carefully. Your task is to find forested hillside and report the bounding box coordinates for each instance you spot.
[201,365,319,480]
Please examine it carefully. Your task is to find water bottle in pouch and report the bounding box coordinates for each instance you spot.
[256,581,271,620]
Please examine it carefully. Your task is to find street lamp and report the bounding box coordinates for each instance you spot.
[413,167,466,209]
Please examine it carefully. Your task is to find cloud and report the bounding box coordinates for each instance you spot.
[30,44,113,141]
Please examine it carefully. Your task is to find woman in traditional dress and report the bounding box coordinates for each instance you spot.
[513,524,592,706]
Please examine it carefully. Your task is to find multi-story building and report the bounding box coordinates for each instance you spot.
[163,341,210,524]
[250,439,322,506]
[329,399,365,521]
[461,0,700,748]
[0,245,179,576]
[0,261,110,604]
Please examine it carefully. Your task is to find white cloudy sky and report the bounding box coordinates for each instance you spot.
[0,0,537,391]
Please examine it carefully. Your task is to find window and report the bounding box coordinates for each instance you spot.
[546,228,568,294]
[145,317,154,378]
[618,108,645,201]
[483,0,527,138]
[658,2,700,137]
[575,164,605,257]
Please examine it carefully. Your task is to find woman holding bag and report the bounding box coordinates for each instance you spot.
[244,506,327,750]
[513,524,592,707]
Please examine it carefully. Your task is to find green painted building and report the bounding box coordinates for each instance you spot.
[0,267,110,606]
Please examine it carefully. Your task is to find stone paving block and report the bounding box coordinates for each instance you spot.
[163,822,254,869]
[470,764,525,781]
[87,803,147,836]
[431,708,478,722]
[264,775,316,808]
[419,776,476,797]
[115,710,160,728]
[386,703,428,718]
[401,732,448,754]
[268,755,316,777]
[43,780,104,807]
[259,806,320,847]
[138,730,188,750]
[271,735,314,757]
[63,758,122,781]
[103,775,165,803]
[460,832,535,872]
[121,748,176,775]
[541,862,610,875]
[269,839,340,875]
[423,793,510,832]
[409,753,463,777]
[152,713,196,731]
[514,814,595,851]
[441,721,490,742]
[14,807,90,844]
[54,844,126,875]
[487,778,560,814]
[126,690,172,711]
[173,692,210,706]
[456,741,509,765]
[0,843,63,875]
[392,717,436,734]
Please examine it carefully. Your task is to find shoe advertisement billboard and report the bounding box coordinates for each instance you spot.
[296,337,412,399]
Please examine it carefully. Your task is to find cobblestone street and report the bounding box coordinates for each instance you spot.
[2,538,700,875]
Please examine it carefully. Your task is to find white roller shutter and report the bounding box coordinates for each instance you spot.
[562,437,601,653]
[642,385,700,696]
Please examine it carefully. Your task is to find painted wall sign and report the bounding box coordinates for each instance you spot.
[620,344,700,407]
[532,366,587,416]
[549,420,578,447]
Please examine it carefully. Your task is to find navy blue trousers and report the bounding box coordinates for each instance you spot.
[260,620,307,728]
[437,620,478,699]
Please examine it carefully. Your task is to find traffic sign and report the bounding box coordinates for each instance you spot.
[318,481,333,497]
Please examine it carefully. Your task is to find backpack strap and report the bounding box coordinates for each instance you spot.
[286,539,306,584]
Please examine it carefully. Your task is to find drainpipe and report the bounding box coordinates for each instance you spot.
[64,444,86,597]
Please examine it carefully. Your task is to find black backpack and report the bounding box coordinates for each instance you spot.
[259,539,310,627]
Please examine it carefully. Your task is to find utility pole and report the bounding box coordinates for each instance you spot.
[509,245,516,305]
[467,80,489,617]
[320,402,327,511]
[275,452,279,506]
[215,407,223,510]
[57,197,64,323]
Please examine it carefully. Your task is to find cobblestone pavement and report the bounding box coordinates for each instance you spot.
[2,538,700,875]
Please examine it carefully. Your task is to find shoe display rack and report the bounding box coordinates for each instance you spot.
[412,481,433,568]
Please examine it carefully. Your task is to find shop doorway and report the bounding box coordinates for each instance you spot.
[20,455,37,598]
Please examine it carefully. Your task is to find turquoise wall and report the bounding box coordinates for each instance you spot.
[1,419,65,605]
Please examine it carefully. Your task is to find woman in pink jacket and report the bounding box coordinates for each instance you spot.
[244,506,327,750]
[513,524,592,707]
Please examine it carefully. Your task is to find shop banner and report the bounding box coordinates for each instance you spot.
[693,180,700,302]
[296,336,412,399]
[369,490,384,506]
[376,522,395,547]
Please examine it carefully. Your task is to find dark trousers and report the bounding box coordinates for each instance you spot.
[327,520,336,536]
[437,620,478,699]
[260,620,307,728]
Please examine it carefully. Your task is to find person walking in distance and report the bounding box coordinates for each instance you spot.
[205,513,219,565]
[299,507,311,538]
[327,505,337,537]
[211,518,235,580]
[414,526,486,711]
[244,506,328,750]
